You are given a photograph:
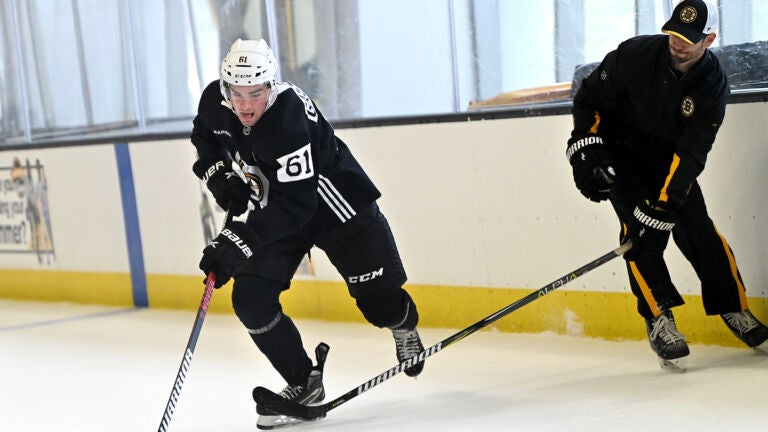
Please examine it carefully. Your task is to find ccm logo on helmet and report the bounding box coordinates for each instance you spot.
[348,267,383,283]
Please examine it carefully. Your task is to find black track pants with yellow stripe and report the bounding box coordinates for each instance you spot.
[611,181,748,319]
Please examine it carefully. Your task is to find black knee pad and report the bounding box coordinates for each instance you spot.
[321,205,408,299]
[231,274,287,331]
[356,289,418,329]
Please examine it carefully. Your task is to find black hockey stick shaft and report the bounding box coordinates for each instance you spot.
[158,210,232,432]
[253,241,632,421]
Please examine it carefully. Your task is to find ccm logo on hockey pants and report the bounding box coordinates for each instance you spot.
[348,267,383,283]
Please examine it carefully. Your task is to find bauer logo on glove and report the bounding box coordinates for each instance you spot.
[202,160,226,182]
[193,158,252,216]
[220,228,254,258]
[199,221,260,288]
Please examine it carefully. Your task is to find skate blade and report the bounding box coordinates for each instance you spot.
[257,413,325,430]
[256,414,305,430]
[753,340,768,355]
[658,356,687,373]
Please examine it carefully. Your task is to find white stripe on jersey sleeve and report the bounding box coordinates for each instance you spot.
[317,175,356,222]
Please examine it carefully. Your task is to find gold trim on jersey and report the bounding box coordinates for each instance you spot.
[658,153,681,204]
[589,112,602,134]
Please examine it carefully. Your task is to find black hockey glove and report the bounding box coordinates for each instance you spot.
[623,201,677,261]
[199,221,259,288]
[193,159,251,216]
[566,133,616,202]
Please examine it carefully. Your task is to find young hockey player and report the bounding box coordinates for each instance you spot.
[191,38,425,428]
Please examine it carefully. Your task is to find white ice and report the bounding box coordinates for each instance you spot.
[1,299,766,432]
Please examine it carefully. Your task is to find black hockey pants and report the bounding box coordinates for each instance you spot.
[610,179,748,319]
[230,202,417,385]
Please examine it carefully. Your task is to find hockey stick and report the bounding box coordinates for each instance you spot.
[253,241,632,421]
[158,210,232,432]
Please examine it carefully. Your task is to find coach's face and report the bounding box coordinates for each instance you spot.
[668,33,715,72]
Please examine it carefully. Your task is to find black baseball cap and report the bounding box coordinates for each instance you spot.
[661,0,719,44]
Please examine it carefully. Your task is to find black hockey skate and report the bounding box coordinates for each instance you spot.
[721,310,768,354]
[392,327,425,377]
[256,343,329,430]
[645,310,689,373]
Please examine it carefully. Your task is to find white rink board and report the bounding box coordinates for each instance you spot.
[334,102,768,296]
[0,102,766,298]
[128,139,221,276]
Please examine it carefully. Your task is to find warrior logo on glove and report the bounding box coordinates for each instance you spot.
[632,206,675,232]
[566,133,616,202]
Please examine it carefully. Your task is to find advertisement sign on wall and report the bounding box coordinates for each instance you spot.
[0,157,55,265]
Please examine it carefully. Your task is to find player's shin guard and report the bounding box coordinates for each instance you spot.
[248,313,313,386]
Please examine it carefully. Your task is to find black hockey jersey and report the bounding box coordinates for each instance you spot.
[191,80,381,244]
[572,35,729,209]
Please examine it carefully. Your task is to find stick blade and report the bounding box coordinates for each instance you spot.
[252,387,326,421]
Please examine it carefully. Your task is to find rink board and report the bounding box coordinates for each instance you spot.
[1,102,766,346]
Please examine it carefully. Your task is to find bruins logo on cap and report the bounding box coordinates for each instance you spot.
[680,6,697,23]
[681,96,695,117]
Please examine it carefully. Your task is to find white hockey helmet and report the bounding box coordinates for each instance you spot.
[219,39,277,100]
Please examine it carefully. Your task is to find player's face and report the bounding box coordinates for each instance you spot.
[667,34,713,71]
[229,84,271,127]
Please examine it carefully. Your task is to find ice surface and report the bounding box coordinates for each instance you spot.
[1,299,766,431]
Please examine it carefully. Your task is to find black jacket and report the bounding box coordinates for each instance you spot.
[572,35,729,209]
[191,80,380,245]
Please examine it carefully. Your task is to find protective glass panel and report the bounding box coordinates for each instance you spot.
[1,0,767,146]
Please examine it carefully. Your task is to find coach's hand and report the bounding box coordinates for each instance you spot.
[623,201,677,260]
[566,133,615,202]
